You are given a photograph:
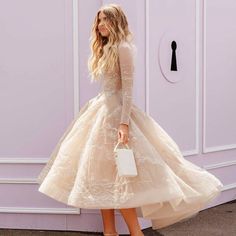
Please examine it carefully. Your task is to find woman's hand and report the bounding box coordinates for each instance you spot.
[118,123,129,145]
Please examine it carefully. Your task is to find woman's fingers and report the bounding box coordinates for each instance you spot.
[117,124,129,143]
[118,131,129,144]
[117,125,129,144]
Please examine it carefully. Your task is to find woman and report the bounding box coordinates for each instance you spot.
[37,3,223,236]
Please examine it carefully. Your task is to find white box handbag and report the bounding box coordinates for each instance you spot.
[113,141,138,177]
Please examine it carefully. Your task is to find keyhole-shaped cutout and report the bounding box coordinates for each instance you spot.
[171,41,177,71]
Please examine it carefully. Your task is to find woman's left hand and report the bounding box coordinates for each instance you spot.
[118,123,129,145]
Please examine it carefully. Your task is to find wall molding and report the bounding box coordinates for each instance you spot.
[182,148,199,157]
[0,1,82,217]
[202,160,236,170]
[73,0,80,117]
[221,182,236,192]
[145,0,149,117]
[203,144,236,154]
[0,206,124,216]
[202,0,236,153]
[0,1,80,165]
[145,0,200,157]
[0,207,80,214]
[0,158,48,164]
[0,178,38,184]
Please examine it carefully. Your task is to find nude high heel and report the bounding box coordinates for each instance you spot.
[103,232,119,236]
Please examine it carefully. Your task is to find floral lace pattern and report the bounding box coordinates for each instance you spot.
[118,42,135,125]
[37,40,223,229]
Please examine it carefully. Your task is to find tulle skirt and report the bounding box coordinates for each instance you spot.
[37,90,223,229]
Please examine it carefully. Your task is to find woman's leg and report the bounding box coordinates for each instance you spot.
[119,208,144,236]
[100,209,118,235]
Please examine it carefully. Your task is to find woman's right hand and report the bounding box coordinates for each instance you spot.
[117,123,129,145]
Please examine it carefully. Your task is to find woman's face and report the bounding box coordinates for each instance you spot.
[98,11,110,37]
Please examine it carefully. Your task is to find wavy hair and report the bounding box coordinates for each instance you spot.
[87,3,134,82]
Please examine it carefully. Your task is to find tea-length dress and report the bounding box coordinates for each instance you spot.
[37,40,223,229]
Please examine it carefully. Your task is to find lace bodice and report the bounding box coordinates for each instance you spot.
[100,41,136,126]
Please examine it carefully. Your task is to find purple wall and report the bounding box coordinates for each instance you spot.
[0,0,235,233]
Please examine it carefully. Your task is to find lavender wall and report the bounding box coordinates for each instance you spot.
[0,0,235,233]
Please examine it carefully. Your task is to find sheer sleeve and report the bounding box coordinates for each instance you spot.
[118,42,135,126]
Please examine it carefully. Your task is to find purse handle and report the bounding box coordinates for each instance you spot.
[113,140,130,151]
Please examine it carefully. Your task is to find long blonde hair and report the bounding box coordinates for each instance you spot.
[87,4,134,82]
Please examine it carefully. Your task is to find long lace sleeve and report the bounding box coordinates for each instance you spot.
[118,42,135,126]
